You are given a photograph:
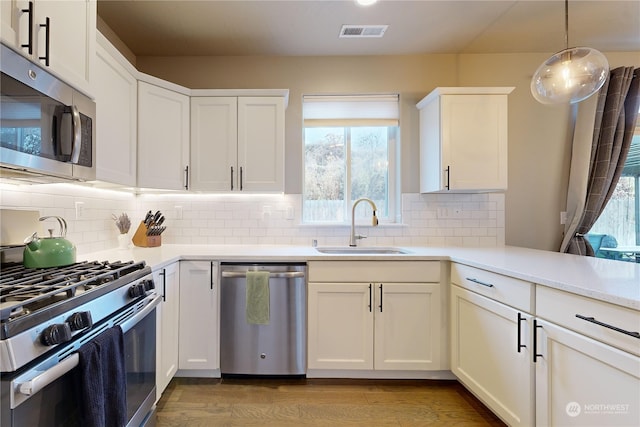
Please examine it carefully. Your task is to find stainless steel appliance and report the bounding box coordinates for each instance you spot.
[220,263,306,376]
[0,258,160,427]
[0,43,96,182]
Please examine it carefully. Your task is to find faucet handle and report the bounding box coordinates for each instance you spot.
[355,234,367,241]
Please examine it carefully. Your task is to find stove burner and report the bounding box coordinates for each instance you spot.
[0,260,145,324]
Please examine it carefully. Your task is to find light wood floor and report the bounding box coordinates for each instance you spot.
[155,377,507,426]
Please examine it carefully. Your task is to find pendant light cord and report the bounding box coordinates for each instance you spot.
[564,0,569,49]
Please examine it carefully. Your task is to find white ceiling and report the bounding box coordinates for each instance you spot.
[97,0,640,57]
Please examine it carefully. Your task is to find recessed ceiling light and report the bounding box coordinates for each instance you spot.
[356,0,378,6]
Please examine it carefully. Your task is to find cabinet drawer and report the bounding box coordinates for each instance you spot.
[308,261,440,283]
[537,286,640,356]
[450,263,533,313]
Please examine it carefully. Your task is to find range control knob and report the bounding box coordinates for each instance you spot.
[40,323,72,346]
[143,279,155,291]
[128,282,147,298]
[66,311,93,331]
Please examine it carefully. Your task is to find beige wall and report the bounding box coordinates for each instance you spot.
[133,51,640,251]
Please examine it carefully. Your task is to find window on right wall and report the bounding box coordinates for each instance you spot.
[589,112,640,261]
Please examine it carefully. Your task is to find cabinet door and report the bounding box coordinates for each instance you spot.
[535,319,640,426]
[307,283,373,370]
[1,0,19,48]
[179,261,219,371]
[190,97,237,191]
[450,285,534,427]
[374,283,441,371]
[237,97,285,192]
[155,263,180,401]
[138,81,190,190]
[34,0,96,95]
[2,0,95,94]
[441,94,507,191]
[94,40,137,185]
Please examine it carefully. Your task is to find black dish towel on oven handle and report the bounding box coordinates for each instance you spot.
[76,325,127,427]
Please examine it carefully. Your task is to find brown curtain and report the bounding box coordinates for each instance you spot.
[565,66,640,256]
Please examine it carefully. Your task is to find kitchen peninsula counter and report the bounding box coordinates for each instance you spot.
[82,244,639,310]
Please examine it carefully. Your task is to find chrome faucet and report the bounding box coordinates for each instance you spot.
[349,197,379,247]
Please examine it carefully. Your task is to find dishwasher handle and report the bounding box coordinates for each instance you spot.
[221,271,305,279]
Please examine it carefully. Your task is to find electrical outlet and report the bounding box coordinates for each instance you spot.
[262,205,272,220]
[560,211,567,225]
[175,205,183,220]
[437,207,450,218]
[286,206,295,220]
[75,201,85,219]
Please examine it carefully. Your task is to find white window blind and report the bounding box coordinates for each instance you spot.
[303,94,399,127]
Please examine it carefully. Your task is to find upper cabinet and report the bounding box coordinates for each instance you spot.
[190,96,285,192]
[1,0,96,95]
[417,87,514,193]
[93,33,137,186]
[137,81,190,190]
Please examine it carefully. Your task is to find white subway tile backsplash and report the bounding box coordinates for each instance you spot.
[1,184,505,252]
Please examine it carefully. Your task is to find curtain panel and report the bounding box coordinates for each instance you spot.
[561,67,640,255]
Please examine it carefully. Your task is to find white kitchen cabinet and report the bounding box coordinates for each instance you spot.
[308,282,374,370]
[1,0,96,95]
[535,286,640,426]
[450,284,534,427]
[155,262,179,401]
[307,261,442,374]
[375,282,441,370]
[450,263,535,427]
[138,81,190,190]
[534,319,640,426]
[190,97,237,191]
[190,96,284,192]
[417,87,513,193]
[93,33,137,186]
[178,260,219,372]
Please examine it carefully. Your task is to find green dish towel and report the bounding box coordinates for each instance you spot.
[246,271,270,325]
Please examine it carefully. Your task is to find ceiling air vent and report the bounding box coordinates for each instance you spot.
[339,25,388,38]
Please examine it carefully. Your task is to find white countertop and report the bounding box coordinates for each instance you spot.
[81,244,640,311]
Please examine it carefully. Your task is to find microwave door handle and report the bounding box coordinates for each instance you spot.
[70,105,81,163]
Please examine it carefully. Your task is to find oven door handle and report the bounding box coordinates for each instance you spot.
[17,353,79,396]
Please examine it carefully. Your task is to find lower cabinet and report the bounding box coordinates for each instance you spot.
[307,261,443,373]
[308,282,441,371]
[450,284,534,427]
[155,262,180,401]
[535,286,640,426]
[178,260,219,371]
[534,319,640,426]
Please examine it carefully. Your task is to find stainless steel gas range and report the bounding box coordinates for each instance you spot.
[0,258,160,427]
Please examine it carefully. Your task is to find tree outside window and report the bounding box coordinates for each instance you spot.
[303,126,396,223]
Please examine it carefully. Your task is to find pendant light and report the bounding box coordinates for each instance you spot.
[531,0,609,105]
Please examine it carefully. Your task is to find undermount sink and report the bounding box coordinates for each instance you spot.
[315,247,410,255]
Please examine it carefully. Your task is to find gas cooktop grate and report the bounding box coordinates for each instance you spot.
[0,260,147,322]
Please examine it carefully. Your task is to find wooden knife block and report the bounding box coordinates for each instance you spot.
[132,221,161,247]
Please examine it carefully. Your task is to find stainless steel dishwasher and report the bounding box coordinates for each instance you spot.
[220,262,307,376]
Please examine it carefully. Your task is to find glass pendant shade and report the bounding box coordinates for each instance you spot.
[531,47,609,104]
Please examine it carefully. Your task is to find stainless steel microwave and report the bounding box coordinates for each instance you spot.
[0,44,95,181]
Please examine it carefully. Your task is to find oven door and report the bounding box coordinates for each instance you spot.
[1,294,160,427]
